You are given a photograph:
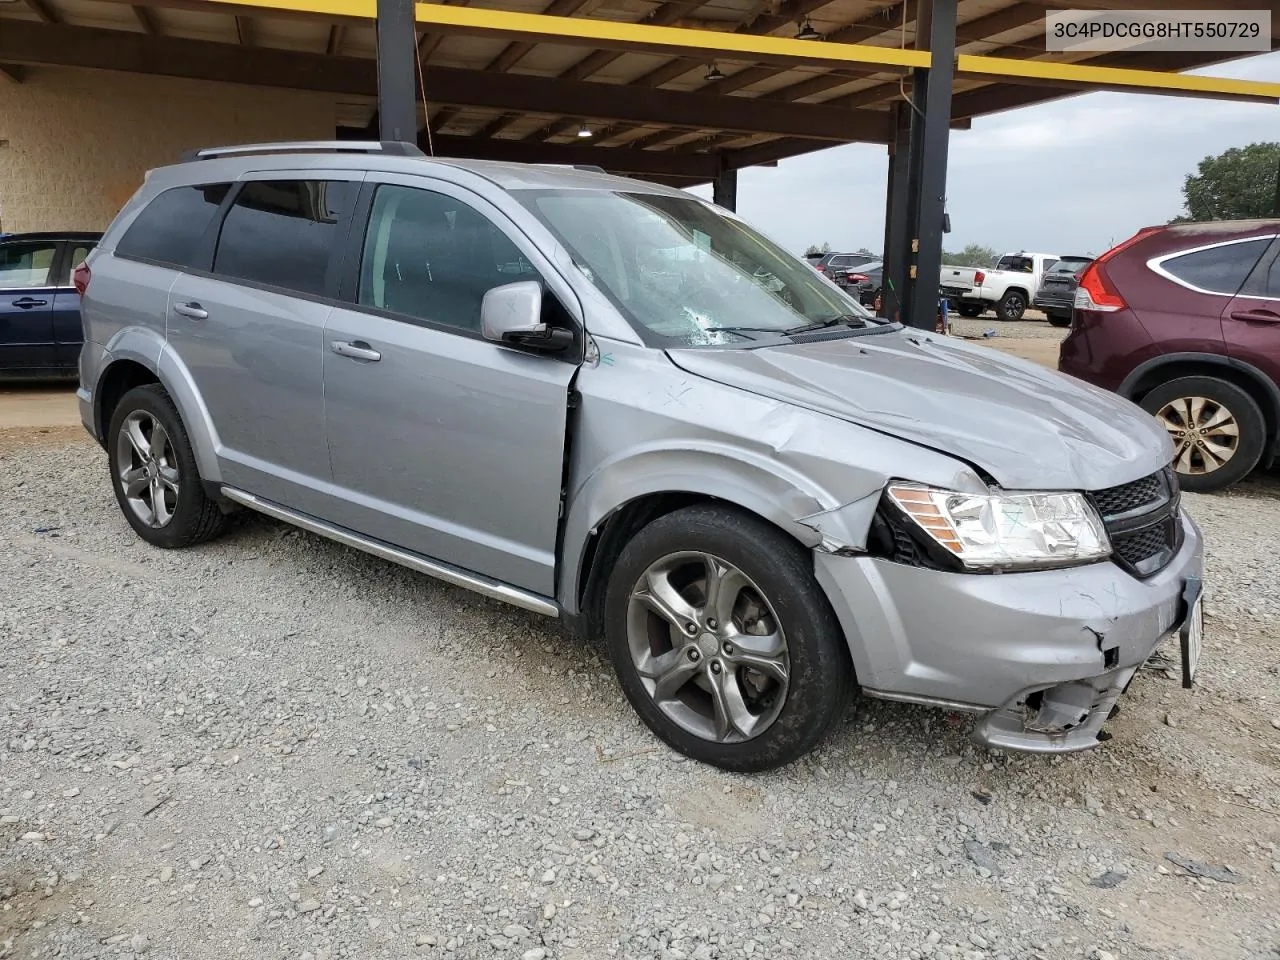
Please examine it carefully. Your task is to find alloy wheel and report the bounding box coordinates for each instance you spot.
[1156,395,1240,475]
[114,411,180,528]
[626,551,790,743]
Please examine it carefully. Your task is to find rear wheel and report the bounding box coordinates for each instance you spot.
[1047,312,1071,328]
[108,384,228,547]
[1138,376,1266,492]
[957,304,983,319]
[603,505,852,772]
[996,290,1027,322]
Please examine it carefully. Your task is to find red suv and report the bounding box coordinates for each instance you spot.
[1060,220,1280,492]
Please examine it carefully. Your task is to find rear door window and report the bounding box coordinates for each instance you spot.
[1158,238,1271,295]
[996,255,1034,273]
[213,180,357,298]
[115,184,231,268]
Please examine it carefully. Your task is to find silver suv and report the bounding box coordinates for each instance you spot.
[77,141,1204,771]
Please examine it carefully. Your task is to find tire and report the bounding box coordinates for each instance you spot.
[107,384,228,548]
[603,504,853,772]
[957,304,983,319]
[996,289,1027,322]
[1138,376,1266,492]
[1047,312,1071,328]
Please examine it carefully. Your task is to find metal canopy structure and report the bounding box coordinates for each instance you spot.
[1,0,1277,326]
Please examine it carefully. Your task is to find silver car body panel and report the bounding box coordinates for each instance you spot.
[78,147,1204,756]
[668,332,1173,492]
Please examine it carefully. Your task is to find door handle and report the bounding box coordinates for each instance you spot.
[12,297,48,308]
[330,340,382,362]
[173,301,208,320]
[1229,308,1280,324]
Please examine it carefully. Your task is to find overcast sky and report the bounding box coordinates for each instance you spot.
[689,50,1280,258]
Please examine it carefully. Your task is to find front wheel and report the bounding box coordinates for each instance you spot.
[603,505,853,772]
[108,384,228,548]
[996,290,1027,322]
[1139,377,1266,492]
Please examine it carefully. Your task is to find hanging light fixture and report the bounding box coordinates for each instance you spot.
[705,62,725,81]
[576,123,593,138]
[795,18,821,40]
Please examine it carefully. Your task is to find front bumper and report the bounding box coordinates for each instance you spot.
[813,513,1203,753]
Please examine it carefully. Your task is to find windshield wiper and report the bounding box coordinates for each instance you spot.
[698,326,790,338]
[783,314,869,336]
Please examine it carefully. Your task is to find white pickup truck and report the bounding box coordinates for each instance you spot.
[940,251,1059,322]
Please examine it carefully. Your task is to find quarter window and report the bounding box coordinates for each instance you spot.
[358,185,540,332]
[116,184,231,268]
[1159,238,1271,295]
[0,241,58,289]
[213,180,356,297]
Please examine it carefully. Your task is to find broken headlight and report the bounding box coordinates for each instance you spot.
[886,483,1111,571]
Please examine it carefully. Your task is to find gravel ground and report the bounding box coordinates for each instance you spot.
[3,436,1280,960]
[948,311,1068,341]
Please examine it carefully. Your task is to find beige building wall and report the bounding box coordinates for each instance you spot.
[0,67,337,233]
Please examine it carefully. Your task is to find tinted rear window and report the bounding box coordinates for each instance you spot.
[212,180,356,297]
[1159,238,1271,295]
[116,184,231,268]
[1048,257,1092,275]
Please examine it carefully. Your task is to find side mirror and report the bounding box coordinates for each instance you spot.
[480,280,574,352]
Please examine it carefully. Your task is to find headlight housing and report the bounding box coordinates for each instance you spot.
[885,483,1111,571]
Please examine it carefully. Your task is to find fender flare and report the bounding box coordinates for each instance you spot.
[1117,351,1280,460]
[96,328,224,482]
[558,445,846,615]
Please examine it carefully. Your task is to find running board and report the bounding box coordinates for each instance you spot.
[220,486,560,618]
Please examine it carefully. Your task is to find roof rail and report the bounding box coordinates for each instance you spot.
[179,140,425,162]
[572,164,607,174]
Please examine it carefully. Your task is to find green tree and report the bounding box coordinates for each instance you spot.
[803,241,833,257]
[942,243,998,268]
[1179,142,1280,221]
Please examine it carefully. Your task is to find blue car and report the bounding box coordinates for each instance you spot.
[1,231,101,378]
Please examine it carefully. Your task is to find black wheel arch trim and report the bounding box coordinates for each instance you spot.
[1118,352,1280,459]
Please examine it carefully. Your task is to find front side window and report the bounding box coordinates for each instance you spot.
[116,184,231,268]
[358,185,541,332]
[0,241,58,289]
[1158,238,1271,296]
[517,190,875,346]
[213,180,356,297]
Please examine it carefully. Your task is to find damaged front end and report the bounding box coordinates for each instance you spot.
[972,666,1140,753]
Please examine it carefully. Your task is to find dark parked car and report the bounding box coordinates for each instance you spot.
[832,260,882,306]
[811,251,879,279]
[1034,255,1093,327]
[0,231,100,378]
[1060,219,1280,492]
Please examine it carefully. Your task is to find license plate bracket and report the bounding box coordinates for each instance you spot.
[1179,576,1203,689]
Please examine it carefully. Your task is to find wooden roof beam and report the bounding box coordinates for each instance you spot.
[0,20,896,142]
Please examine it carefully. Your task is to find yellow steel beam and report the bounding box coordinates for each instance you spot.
[205,0,930,71]
[956,53,1280,104]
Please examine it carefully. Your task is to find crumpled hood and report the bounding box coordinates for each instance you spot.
[668,329,1172,491]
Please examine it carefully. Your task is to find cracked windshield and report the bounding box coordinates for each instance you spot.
[520,190,876,346]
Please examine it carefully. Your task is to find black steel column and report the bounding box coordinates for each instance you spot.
[897,0,957,330]
[712,159,739,212]
[882,101,912,322]
[376,0,418,143]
